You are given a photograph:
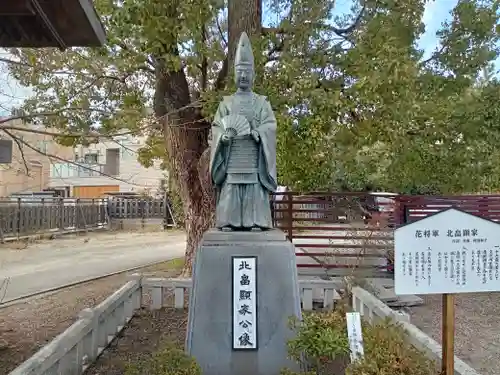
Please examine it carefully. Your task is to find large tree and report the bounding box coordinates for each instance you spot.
[1,0,499,273]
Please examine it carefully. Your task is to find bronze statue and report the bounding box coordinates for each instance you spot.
[210,32,277,231]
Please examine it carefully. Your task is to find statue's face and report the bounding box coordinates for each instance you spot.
[235,65,253,90]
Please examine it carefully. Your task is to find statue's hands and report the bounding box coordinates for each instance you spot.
[251,129,260,143]
[221,128,237,144]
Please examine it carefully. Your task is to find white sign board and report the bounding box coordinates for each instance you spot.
[232,256,258,350]
[395,208,500,295]
[346,312,364,362]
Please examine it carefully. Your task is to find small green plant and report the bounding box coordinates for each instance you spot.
[125,342,201,375]
[286,305,351,373]
[346,319,438,375]
[283,307,439,375]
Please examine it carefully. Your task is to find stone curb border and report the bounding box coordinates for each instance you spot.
[9,277,481,375]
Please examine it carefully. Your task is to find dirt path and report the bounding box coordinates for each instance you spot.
[408,293,500,375]
[0,230,186,303]
[0,259,183,374]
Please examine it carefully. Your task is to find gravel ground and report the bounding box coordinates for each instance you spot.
[0,260,183,374]
[408,293,500,375]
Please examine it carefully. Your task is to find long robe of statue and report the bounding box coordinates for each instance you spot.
[210,32,278,230]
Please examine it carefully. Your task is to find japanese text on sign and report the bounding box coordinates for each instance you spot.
[346,312,364,362]
[395,209,500,295]
[232,257,258,350]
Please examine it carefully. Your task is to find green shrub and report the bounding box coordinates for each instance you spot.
[287,308,350,369]
[283,305,439,375]
[346,319,438,375]
[125,342,201,375]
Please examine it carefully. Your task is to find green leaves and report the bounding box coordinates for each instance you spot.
[286,311,350,364]
[284,308,438,375]
[5,0,500,194]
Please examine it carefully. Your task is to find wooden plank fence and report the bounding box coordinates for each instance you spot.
[270,192,396,277]
[106,197,175,227]
[0,196,177,240]
[0,198,107,240]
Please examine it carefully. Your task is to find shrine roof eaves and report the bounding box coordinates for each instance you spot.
[0,0,106,48]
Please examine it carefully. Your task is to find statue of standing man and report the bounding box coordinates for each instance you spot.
[210,32,278,231]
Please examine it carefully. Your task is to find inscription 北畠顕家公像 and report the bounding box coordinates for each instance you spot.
[232,257,258,350]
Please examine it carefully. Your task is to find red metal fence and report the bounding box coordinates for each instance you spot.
[395,194,500,224]
[271,191,500,277]
[270,191,395,277]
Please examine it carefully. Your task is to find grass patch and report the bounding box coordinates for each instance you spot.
[125,341,200,375]
[137,257,185,274]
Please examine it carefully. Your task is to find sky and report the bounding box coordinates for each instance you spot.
[332,0,458,60]
[0,0,494,116]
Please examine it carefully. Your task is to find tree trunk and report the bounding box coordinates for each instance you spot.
[162,111,214,278]
[228,0,262,70]
[154,0,264,277]
[153,45,215,277]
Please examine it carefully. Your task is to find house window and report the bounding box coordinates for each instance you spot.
[84,153,98,164]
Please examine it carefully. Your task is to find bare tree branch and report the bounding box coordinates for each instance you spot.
[2,129,145,186]
[216,17,228,48]
[0,100,215,143]
[0,107,135,126]
[262,0,366,48]
[6,133,29,175]
[420,44,446,67]
[201,25,209,92]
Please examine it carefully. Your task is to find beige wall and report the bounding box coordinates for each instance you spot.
[49,134,166,196]
[0,119,73,197]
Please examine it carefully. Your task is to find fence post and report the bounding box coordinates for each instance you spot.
[163,193,168,230]
[394,196,402,226]
[75,198,80,229]
[478,196,487,219]
[287,193,293,241]
[40,198,45,231]
[141,199,146,230]
[270,194,275,227]
[58,197,64,230]
[16,197,21,238]
[395,195,408,226]
[92,198,95,227]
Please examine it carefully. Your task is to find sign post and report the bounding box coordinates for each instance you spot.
[442,293,455,375]
[394,208,500,375]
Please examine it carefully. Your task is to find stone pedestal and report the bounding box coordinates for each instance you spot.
[186,229,302,375]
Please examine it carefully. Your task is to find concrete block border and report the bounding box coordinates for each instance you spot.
[9,276,481,375]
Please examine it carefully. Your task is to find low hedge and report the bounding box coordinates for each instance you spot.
[127,305,439,375]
